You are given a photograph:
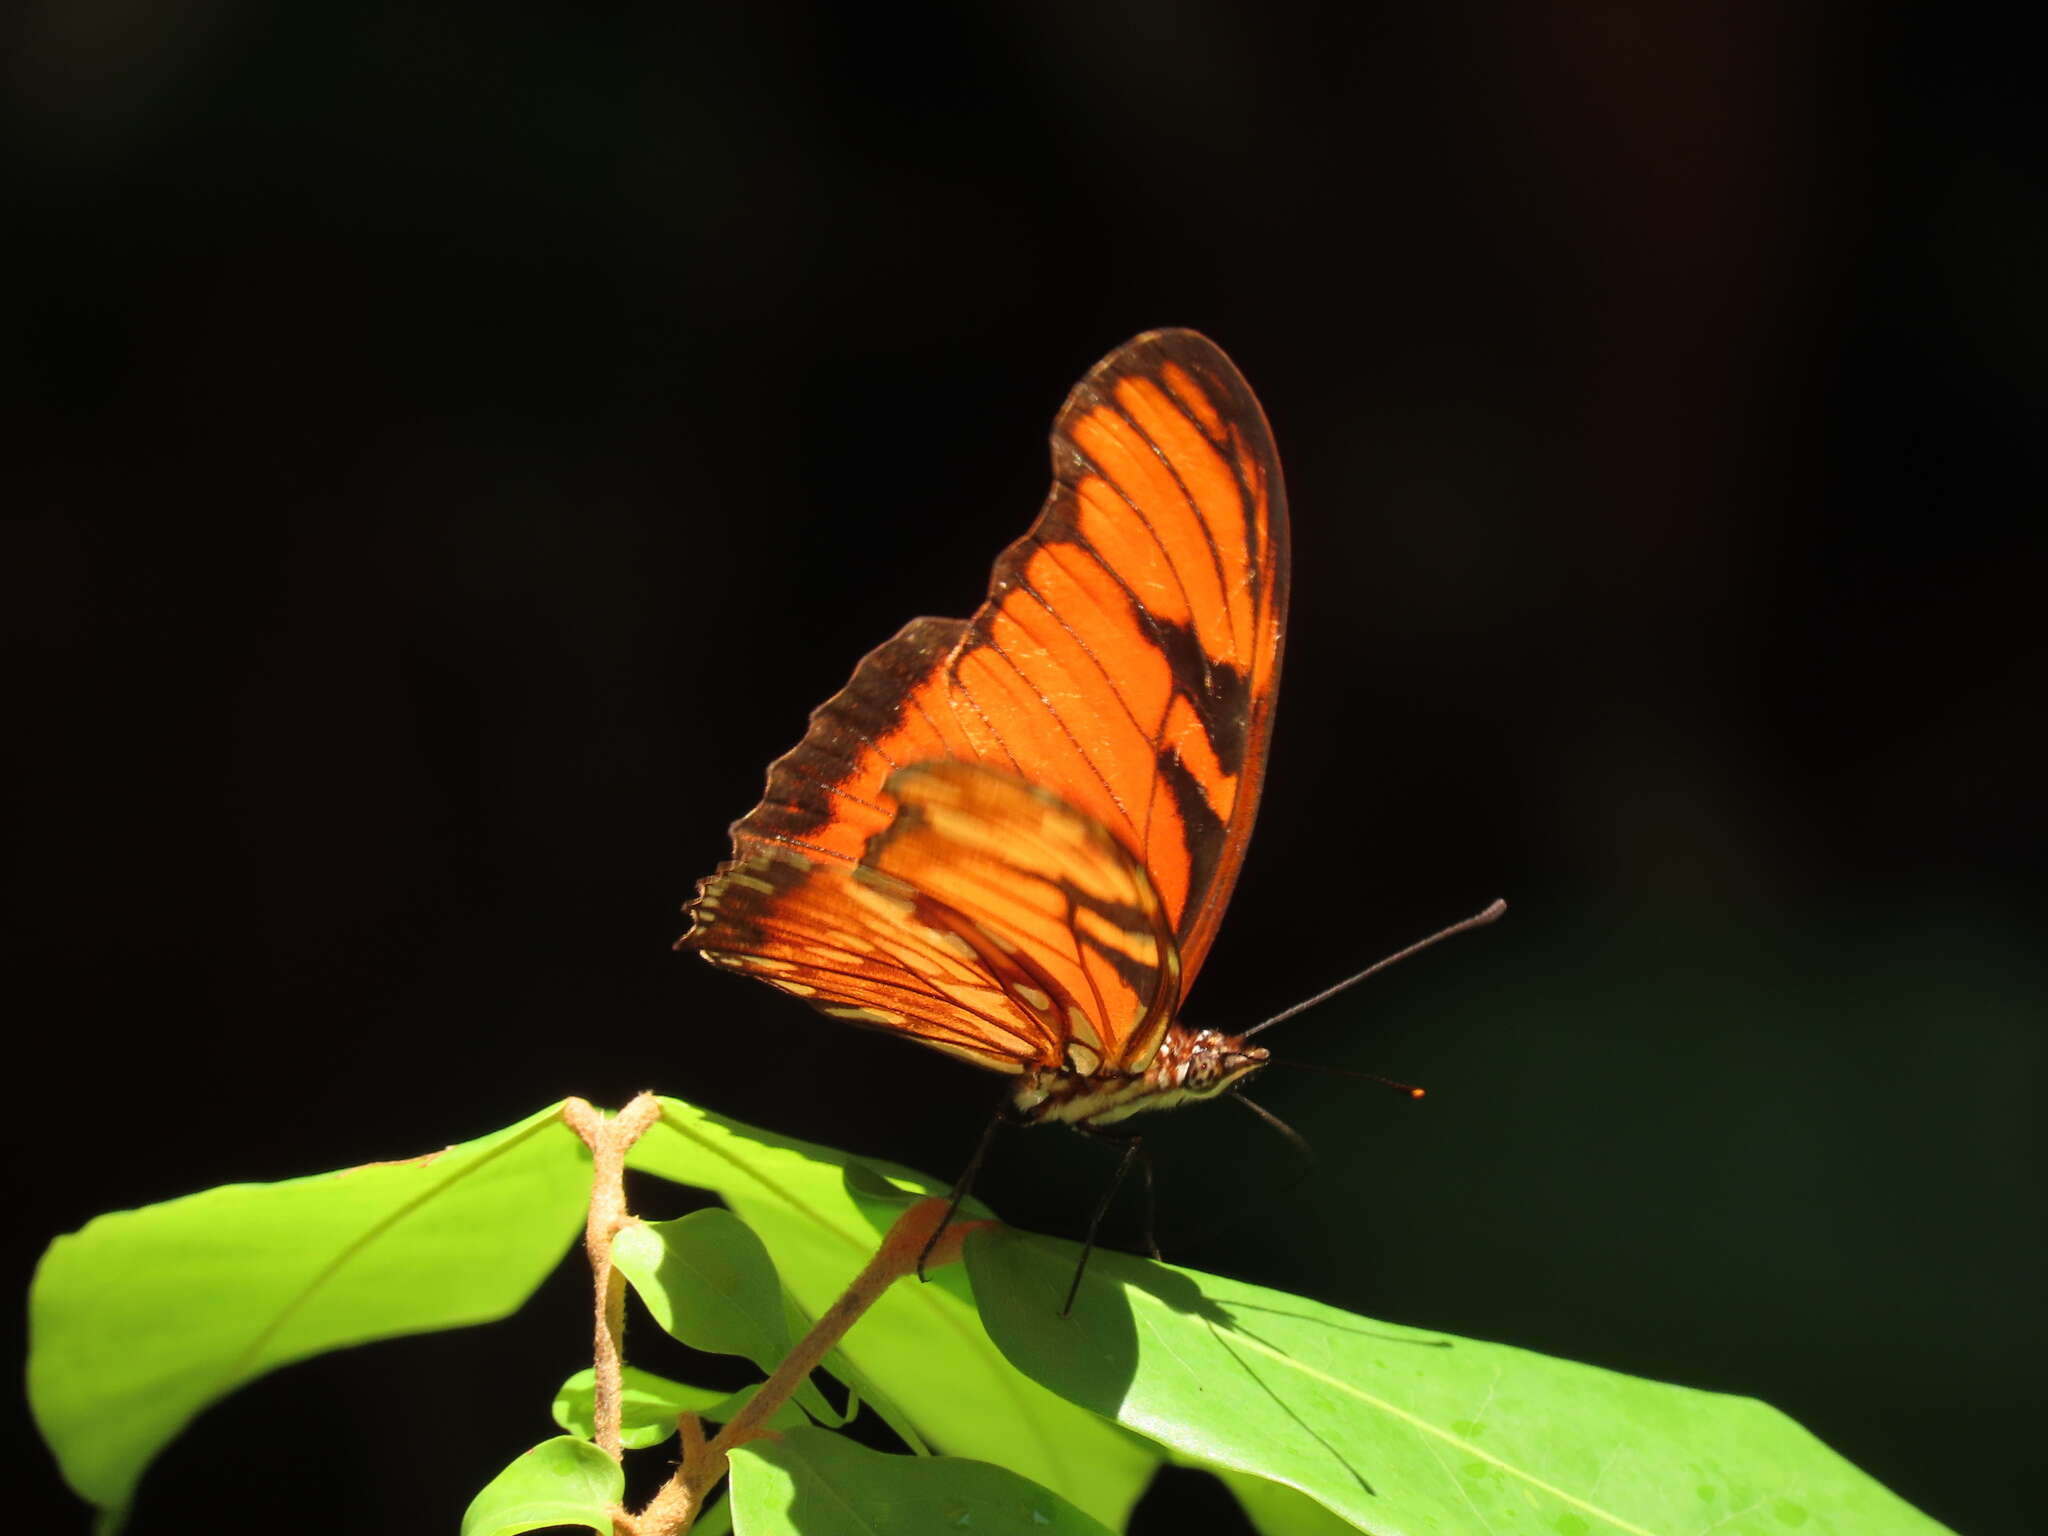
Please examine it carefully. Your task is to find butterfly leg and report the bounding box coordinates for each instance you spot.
[1062,1131,1147,1318]
[917,1104,1009,1282]
[1137,1141,1163,1262]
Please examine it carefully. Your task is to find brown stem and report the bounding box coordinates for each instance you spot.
[634,1197,994,1536]
[562,1094,663,1468]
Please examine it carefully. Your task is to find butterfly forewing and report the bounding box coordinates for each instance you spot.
[979,346,1288,989]
[682,329,1288,1073]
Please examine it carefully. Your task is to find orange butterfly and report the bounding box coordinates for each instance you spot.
[679,330,1287,1135]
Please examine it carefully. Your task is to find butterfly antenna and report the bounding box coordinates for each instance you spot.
[1263,1057,1428,1099]
[1233,1093,1315,1164]
[1241,898,1507,1041]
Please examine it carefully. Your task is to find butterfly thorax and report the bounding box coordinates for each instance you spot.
[1011,1025,1269,1128]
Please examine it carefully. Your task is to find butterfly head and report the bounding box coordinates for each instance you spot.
[1152,1025,1271,1105]
[1015,1024,1270,1128]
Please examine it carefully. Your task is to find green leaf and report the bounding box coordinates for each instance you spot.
[460,1436,621,1536]
[812,1341,923,1451]
[703,1384,817,1436]
[842,1160,923,1204]
[625,1096,1157,1530]
[968,1228,1954,1536]
[728,1424,1117,1535]
[29,1103,589,1526]
[610,1208,840,1426]
[551,1365,734,1450]
[1220,1467,1368,1535]
[613,1210,792,1370]
[551,1366,811,1447]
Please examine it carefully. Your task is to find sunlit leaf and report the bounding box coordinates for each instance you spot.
[626,1096,1156,1530]
[728,1425,1116,1535]
[613,1210,792,1369]
[968,1228,1953,1536]
[1220,1467,1367,1535]
[30,1104,589,1528]
[460,1436,621,1536]
[551,1366,810,1448]
[551,1365,735,1450]
[610,1208,840,1426]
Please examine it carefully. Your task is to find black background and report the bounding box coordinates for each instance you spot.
[9,4,2042,1534]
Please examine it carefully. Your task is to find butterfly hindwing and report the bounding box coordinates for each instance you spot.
[863,762,1179,1074]
[690,763,1176,1074]
[691,840,1059,1075]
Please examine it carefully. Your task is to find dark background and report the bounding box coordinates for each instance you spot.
[8,4,2041,1533]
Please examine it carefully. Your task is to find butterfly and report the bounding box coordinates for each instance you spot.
[678,330,1287,1144]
